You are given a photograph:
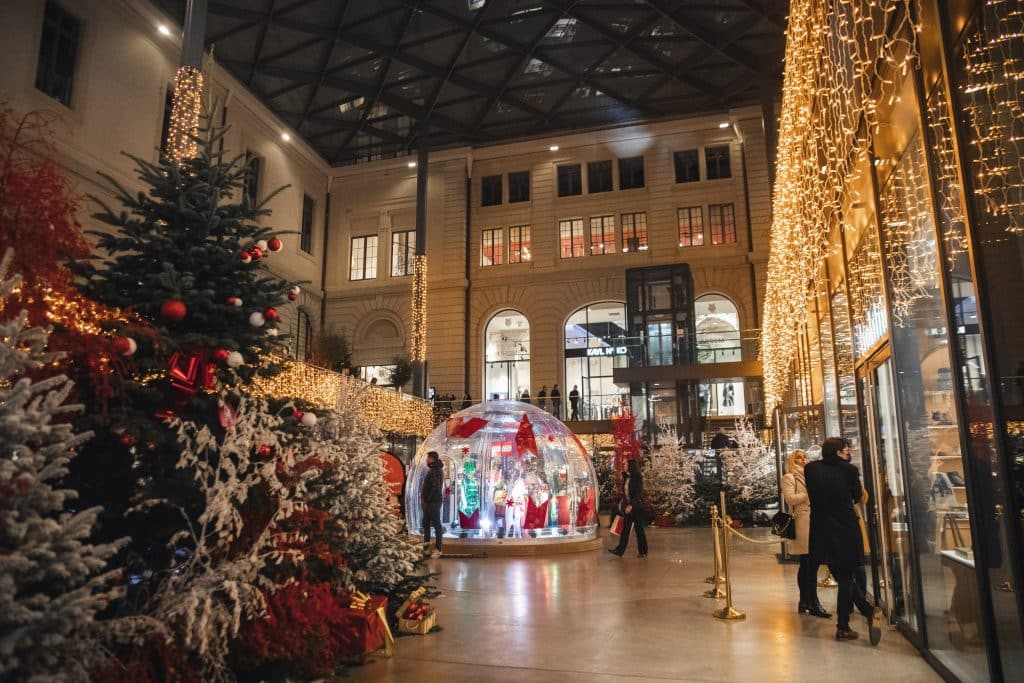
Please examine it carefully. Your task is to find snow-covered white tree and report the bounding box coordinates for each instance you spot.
[146,396,297,682]
[720,417,778,517]
[644,427,699,524]
[289,376,420,594]
[0,252,131,682]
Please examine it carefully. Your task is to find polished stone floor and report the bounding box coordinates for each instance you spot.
[349,527,943,682]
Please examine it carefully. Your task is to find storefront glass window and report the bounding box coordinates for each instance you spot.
[830,284,863,466]
[485,310,530,401]
[695,294,741,363]
[818,285,840,434]
[563,302,628,420]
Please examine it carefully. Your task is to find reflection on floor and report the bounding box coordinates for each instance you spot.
[354,527,943,682]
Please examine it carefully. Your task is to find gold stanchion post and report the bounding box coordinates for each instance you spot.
[704,504,726,599]
[713,491,746,620]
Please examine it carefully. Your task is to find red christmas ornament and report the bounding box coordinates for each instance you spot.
[240,251,252,264]
[119,432,136,447]
[257,444,273,457]
[249,246,263,260]
[288,291,298,301]
[264,307,279,321]
[268,237,283,252]
[214,348,230,363]
[227,296,243,307]
[160,298,187,322]
[293,410,304,421]
[111,336,137,356]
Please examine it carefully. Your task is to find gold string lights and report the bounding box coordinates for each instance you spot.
[410,254,427,362]
[166,65,203,165]
[251,358,434,437]
[761,0,920,411]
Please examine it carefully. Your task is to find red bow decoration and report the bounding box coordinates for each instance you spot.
[515,413,538,459]
[156,349,218,419]
[458,508,480,529]
[446,416,488,438]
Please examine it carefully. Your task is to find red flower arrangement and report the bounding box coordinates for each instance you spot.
[92,635,202,683]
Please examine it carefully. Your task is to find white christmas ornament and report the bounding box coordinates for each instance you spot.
[300,412,318,427]
[266,328,278,337]
[226,351,244,368]
[248,312,265,327]
[290,285,301,296]
[256,239,268,251]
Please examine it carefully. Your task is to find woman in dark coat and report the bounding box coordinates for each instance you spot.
[805,437,879,644]
[608,459,648,558]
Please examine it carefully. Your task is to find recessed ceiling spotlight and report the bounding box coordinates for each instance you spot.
[407,161,417,168]
[280,132,290,142]
[719,121,730,128]
[158,24,171,37]
[549,145,559,152]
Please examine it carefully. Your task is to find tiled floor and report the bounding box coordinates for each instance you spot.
[349,527,944,682]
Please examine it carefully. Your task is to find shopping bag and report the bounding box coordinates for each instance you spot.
[610,515,624,536]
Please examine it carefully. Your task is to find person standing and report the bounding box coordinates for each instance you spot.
[608,459,648,558]
[569,385,580,420]
[550,384,562,418]
[461,392,472,410]
[520,388,531,404]
[782,449,830,618]
[805,437,880,644]
[421,451,445,558]
[537,385,548,411]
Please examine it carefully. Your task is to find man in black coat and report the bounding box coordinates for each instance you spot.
[805,437,880,644]
[421,451,445,558]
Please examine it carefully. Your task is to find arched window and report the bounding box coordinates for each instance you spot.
[563,302,627,420]
[484,310,530,401]
[695,293,740,364]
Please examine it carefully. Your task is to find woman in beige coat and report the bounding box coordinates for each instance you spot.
[782,450,831,618]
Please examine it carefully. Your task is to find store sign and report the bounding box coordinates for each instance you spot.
[566,346,628,358]
[491,441,513,458]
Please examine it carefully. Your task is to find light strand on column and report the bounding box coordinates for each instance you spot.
[166,65,203,165]
[410,255,427,362]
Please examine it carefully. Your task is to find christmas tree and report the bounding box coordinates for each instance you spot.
[74,116,300,573]
[720,417,778,518]
[644,427,699,524]
[0,251,133,681]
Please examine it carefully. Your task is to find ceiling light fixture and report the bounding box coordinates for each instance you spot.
[408,161,417,168]
[280,132,290,142]
[719,121,730,129]
[549,145,559,152]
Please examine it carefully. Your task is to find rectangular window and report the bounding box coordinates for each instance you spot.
[705,144,732,180]
[243,152,262,205]
[36,2,81,107]
[300,194,314,253]
[509,225,532,263]
[557,164,582,197]
[618,156,645,189]
[621,212,648,252]
[349,235,378,280]
[587,160,613,193]
[677,206,704,247]
[481,174,502,206]
[391,229,415,276]
[709,203,737,245]
[674,149,700,183]
[559,219,585,258]
[481,228,504,266]
[589,215,616,255]
[508,171,530,203]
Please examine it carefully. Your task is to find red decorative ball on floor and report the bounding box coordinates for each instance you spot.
[160,298,187,322]
[214,348,230,362]
[264,307,279,321]
[268,237,283,252]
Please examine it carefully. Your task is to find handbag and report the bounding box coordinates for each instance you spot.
[770,511,797,540]
[609,515,625,536]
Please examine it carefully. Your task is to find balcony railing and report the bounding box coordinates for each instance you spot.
[607,329,761,367]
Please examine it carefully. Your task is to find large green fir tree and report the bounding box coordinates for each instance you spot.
[76,119,298,573]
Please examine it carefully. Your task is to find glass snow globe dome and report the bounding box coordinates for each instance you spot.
[406,401,599,542]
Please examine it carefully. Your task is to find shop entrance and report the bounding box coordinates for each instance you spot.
[857,347,919,637]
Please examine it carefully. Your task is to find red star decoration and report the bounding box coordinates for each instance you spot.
[461,446,470,454]
[547,435,555,442]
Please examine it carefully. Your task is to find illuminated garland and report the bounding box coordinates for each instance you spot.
[410,254,427,362]
[761,0,920,411]
[961,0,1024,234]
[250,358,434,437]
[166,65,203,165]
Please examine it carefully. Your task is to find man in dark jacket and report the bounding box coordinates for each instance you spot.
[805,437,880,644]
[421,451,445,558]
[550,384,562,418]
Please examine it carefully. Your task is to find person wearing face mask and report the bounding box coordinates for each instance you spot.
[805,437,880,645]
[782,449,830,619]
